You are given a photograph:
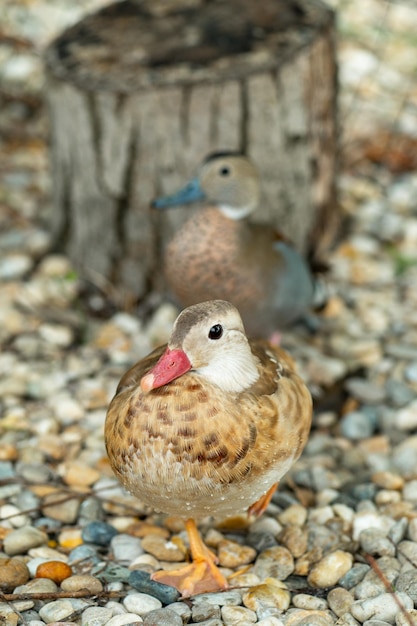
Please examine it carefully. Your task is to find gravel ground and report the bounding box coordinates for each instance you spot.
[1,1,417,625]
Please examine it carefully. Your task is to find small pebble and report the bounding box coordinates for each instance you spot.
[140,534,186,562]
[0,557,30,591]
[123,592,162,615]
[61,574,104,593]
[36,560,73,584]
[81,606,113,625]
[340,411,375,440]
[142,607,183,625]
[253,546,294,580]
[3,526,48,555]
[192,601,221,622]
[193,590,243,606]
[38,599,75,622]
[308,550,353,587]
[111,533,144,564]
[351,592,413,623]
[339,564,370,589]
[107,615,145,626]
[397,540,417,567]
[128,570,180,604]
[217,539,257,568]
[327,587,354,617]
[221,605,257,625]
[359,529,396,557]
[242,579,291,612]
[292,594,328,611]
[82,520,118,546]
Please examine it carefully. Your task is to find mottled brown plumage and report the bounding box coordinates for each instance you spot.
[153,154,316,337]
[105,300,312,596]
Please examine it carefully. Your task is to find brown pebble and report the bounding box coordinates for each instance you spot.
[294,546,323,576]
[279,525,308,558]
[327,587,354,617]
[372,471,404,490]
[0,557,30,592]
[36,560,73,584]
[141,534,186,562]
[0,443,18,461]
[62,461,101,487]
[60,574,103,593]
[127,521,170,539]
[217,539,256,568]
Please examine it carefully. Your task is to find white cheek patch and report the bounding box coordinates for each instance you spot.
[218,204,253,220]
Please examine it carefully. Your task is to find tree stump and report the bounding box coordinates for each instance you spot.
[44,0,338,307]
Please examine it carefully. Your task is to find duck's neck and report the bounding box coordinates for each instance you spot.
[195,346,260,393]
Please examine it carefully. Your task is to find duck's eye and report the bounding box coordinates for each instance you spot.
[208,324,223,340]
[219,166,230,176]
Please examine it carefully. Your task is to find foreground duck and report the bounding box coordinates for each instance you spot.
[105,300,312,597]
[153,153,318,338]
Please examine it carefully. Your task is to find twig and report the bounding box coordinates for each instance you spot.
[0,589,127,602]
[364,552,415,626]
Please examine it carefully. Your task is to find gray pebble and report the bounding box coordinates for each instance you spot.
[398,540,417,567]
[193,591,242,606]
[123,592,162,615]
[192,601,221,622]
[359,529,396,557]
[402,479,417,502]
[3,525,47,555]
[128,570,180,604]
[92,563,131,583]
[82,520,118,546]
[385,378,415,407]
[111,533,144,564]
[340,411,375,440]
[408,518,417,542]
[247,530,278,552]
[395,570,417,602]
[33,517,62,534]
[404,362,417,383]
[0,254,33,280]
[81,606,113,625]
[344,378,386,404]
[189,618,224,626]
[362,621,393,626]
[107,615,146,626]
[339,564,370,589]
[68,543,101,567]
[143,607,183,626]
[38,599,75,622]
[78,496,104,526]
[15,461,54,484]
[168,601,192,623]
[351,592,413,622]
[388,517,408,544]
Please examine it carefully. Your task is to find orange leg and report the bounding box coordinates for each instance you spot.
[248,482,279,517]
[151,518,229,597]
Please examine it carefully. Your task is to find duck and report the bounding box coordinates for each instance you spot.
[152,152,319,338]
[105,299,312,597]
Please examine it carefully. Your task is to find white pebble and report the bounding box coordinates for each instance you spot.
[82,606,113,625]
[39,599,74,622]
[351,592,413,623]
[123,592,162,615]
[107,615,144,626]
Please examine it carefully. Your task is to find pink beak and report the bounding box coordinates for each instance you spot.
[140,347,192,392]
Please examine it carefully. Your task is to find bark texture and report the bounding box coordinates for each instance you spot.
[45,0,338,305]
